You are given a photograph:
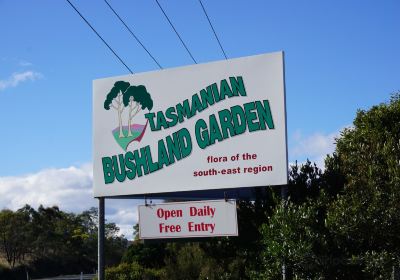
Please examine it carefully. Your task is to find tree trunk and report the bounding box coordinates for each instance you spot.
[12,252,16,268]
[127,109,133,137]
[118,110,124,138]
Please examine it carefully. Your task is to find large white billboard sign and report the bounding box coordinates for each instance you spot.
[139,200,238,239]
[93,52,287,197]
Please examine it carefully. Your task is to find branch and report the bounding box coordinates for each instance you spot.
[116,91,123,105]
[129,102,139,115]
[112,99,120,108]
[130,108,142,120]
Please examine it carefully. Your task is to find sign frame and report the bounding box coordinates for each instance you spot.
[93,51,288,198]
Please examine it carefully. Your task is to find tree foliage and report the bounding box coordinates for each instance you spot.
[0,205,127,279]
[104,81,153,139]
[104,81,131,138]
[104,81,131,111]
[257,94,400,279]
[122,85,153,111]
[325,93,400,278]
[122,85,153,137]
[0,209,31,268]
[2,94,399,279]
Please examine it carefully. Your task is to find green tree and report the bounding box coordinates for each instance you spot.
[0,205,129,278]
[0,209,31,268]
[287,160,325,203]
[77,207,128,267]
[104,81,131,138]
[325,94,400,278]
[199,188,278,279]
[122,85,153,137]
[164,243,223,280]
[122,240,166,269]
[256,94,400,279]
[256,159,352,279]
[258,201,318,279]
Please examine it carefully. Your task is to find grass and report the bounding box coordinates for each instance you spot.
[112,129,141,151]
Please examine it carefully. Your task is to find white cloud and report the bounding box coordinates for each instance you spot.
[0,164,139,239]
[105,201,139,238]
[19,60,33,67]
[290,129,342,168]
[0,164,94,212]
[0,71,43,91]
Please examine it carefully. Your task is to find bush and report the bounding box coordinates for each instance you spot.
[105,262,165,280]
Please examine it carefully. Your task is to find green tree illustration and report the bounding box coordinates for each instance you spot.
[104,81,131,138]
[123,85,153,137]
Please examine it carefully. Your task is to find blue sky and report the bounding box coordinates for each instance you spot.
[0,0,399,236]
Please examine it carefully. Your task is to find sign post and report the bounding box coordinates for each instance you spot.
[92,52,288,277]
[98,198,105,280]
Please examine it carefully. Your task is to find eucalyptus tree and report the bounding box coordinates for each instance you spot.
[122,85,153,137]
[104,81,131,138]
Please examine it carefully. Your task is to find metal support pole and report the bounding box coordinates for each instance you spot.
[282,263,286,280]
[281,184,289,280]
[281,185,288,201]
[98,197,105,280]
[281,50,290,280]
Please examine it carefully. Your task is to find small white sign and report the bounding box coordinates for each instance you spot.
[139,200,238,239]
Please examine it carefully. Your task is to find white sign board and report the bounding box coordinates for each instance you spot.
[139,200,238,239]
[93,52,287,197]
